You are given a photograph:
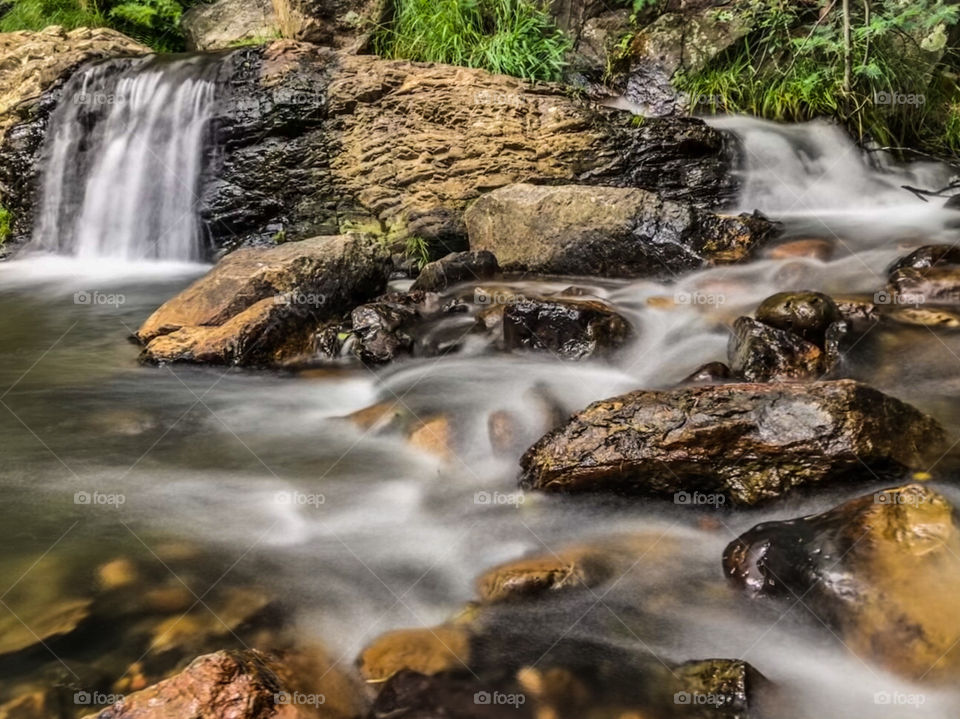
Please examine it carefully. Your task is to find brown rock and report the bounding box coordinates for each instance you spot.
[97,557,139,590]
[137,235,388,366]
[358,626,471,683]
[520,380,945,505]
[465,184,774,278]
[407,416,454,462]
[475,548,614,603]
[766,238,834,262]
[725,484,960,681]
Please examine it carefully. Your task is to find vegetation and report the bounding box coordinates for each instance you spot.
[0,0,193,51]
[403,235,431,270]
[0,206,10,245]
[372,0,572,82]
[674,0,960,154]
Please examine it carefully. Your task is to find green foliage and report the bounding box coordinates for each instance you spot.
[0,0,196,51]
[373,0,572,81]
[0,206,11,245]
[404,235,431,269]
[675,0,960,155]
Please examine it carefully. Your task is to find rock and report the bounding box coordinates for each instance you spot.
[350,293,422,365]
[724,484,960,681]
[727,317,826,382]
[358,626,471,683]
[79,648,363,718]
[370,671,533,719]
[766,237,834,262]
[754,291,843,346]
[407,416,454,462]
[411,251,499,293]
[886,265,960,305]
[136,235,388,366]
[501,296,632,360]
[571,9,633,77]
[885,305,960,329]
[886,244,960,275]
[682,361,732,385]
[475,548,614,604]
[96,558,139,590]
[465,184,774,278]
[343,401,410,433]
[519,380,946,505]
[673,658,768,717]
[0,692,48,719]
[0,27,149,244]
[182,0,279,51]
[272,0,383,47]
[833,297,880,327]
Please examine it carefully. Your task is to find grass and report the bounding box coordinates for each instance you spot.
[674,0,960,156]
[0,0,191,51]
[0,206,11,246]
[372,0,572,82]
[404,235,431,269]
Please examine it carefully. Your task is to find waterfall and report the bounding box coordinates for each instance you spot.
[31,55,222,262]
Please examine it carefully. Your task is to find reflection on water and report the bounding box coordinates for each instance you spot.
[2,118,960,716]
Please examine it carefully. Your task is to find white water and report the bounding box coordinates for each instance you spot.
[31,55,220,262]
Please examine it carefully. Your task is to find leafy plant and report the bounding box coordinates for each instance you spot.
[675,0,960,155]
[0,206,11,245]
[372,0,572,81]
[404,235,431,269]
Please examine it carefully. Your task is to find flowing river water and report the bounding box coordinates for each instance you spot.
[2,104,960,715]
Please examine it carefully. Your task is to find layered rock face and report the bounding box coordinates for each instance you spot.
[519,380,945,505]
[725,484,960,681]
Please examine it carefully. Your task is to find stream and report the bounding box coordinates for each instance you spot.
[2,84,960,716]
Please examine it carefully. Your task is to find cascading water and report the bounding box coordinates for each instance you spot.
[31,55,222,262]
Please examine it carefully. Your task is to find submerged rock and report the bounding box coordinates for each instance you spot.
[136,234,388,366]
[886,265,960,305]
[520,380,945,505]
[465,184,775,278]
[724,484,960,681]
[411,251,499,293]
[475,548,615,604]
[501,296,632,360]
[358,626,472,683]
[765,237,834,262]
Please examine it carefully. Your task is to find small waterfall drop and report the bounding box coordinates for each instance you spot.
[32,55,222,262]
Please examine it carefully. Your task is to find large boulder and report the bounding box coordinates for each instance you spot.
[182,0,280,51]
[136,234,388,365]
[271,0,383,47]
[520,380,945,505]
[0,27,149,243]
[465,184,774,278]
[725,484,960,681]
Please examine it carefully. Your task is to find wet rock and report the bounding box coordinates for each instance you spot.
[370,670,533,719]
[0,27,149,244]
[886,244,960,275]
[833,297,880,327]
[358,626,471,683]
[682,361,732,385]
[182,0,279,51]
[407,416,455,462]
[501,297,632,360]
[727,317,826,382]
[137,235,389,366]
[96,558,139,591]
[886,265,960,305]
[350,293,423,365]
[466,184,774,279]
[766,238,834,262]
[475,548,614,604]
[79,648,360,718]
[724,484,960,681]
[885,305,960,329]
[520,380,945,505]
[411,251,499,293]
[673,658,768,718]
[754,291,843,346]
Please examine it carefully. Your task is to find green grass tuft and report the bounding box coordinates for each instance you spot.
[0,206,12,246]
[372,0,572,82]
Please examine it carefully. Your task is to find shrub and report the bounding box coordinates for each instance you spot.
[372,0,571,82]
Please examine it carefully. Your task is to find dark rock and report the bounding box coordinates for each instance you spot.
[466,184,774,278]
[886,266,960,305]
[673,658,768,718]
[727,317,826,382]
[724,484,960,681]
[754,291,843,346]
[519,380,946,505]
[411,251,499,293]
[682,361,732,384]
[370,671,533,719]
[351,292,425,364]
[502,297,632,360]
[886,244,960,276]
